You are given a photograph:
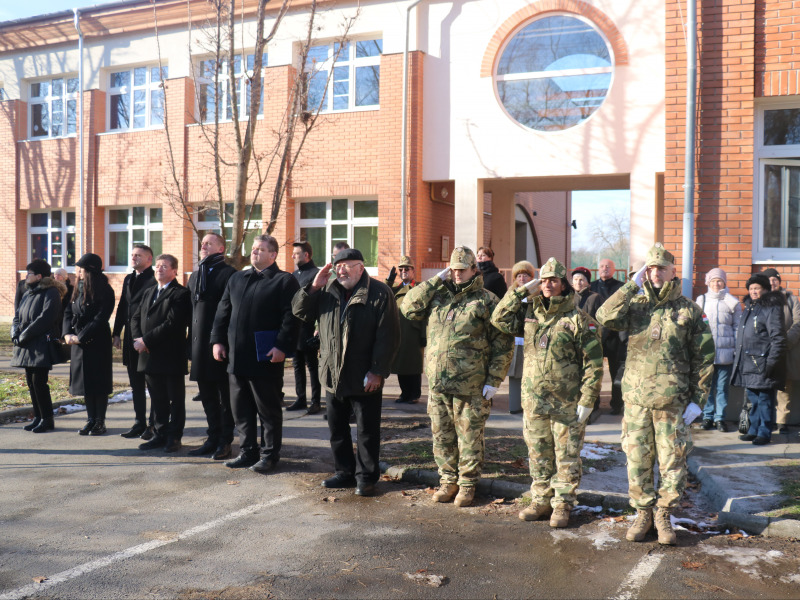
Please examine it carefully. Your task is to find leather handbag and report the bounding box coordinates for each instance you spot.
[738,401,751,435]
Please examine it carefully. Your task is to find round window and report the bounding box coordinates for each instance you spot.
[495,14,613,132]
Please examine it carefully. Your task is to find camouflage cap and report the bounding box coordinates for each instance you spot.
[645,242,675,267]
[398,255,414,268]
[449,246,476,269]
[539,257,566,279]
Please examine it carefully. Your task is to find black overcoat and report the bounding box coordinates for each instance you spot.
[210,263,300,379]
[63,277,115,396]
[11,277,67,369]
[732,291,787,391]
[112,267,157,367]
[131,280,191,376]
[187,260,236,381]
[292,260,320,351]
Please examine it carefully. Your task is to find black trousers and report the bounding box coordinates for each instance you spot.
[145,373,186,440]
[125,356,151,425]
[230,372,284,460]
[607,354,624,411]
[25,367,52,423]
[84,394,109,421]
[293,348,321,405]
[197,378,234,444]
[397,373,422,401]
[327,390,382,484]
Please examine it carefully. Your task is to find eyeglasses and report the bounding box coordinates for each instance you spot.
[336,262,363,271]
[398,267,412,271]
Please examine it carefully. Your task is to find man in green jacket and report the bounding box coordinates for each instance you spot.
[402,246,513,507]
[596,243,714,545]
[492,257,603,528]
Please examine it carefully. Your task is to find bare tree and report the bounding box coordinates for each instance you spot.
[154,0,357,268]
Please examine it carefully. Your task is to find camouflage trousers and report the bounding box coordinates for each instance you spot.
[621,403,693,509]
[427,391,492,488]
[524,411,585,508]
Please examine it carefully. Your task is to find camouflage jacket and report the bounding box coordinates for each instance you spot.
[492,289,603,414]
[596,279,715,410]
[401,273,513,395]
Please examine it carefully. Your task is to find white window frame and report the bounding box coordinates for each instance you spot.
[754,100,800,263]
[295,197,379,275]
[28,76,79,139]
[105,207,164,272]
[194,202,264,266]
[108,65,168,132]
[195,53,265,123]
[305,38,382,113]
[28,209,77,269]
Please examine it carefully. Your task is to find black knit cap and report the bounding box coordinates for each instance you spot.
[76,253,103,273]
[761,268,780,281]
[746,273,771,291]
[26,259,51,278]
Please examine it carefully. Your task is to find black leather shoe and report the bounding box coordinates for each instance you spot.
[224,450,259,468]
[120,424,146,438]
[778,425,789,435]
[739,434,756,441]
[139,425,156,441]
[701,419,714,430]
[395,397,410,404]
[139,436,167,450]
[355,482,376,497]
[286,399,308,411]
[213,443,232,460]
[249,457,279,474]
[306,402,321,415]
[322,473,357,489]
[164,438,182,453]
[78,420,96,436]
[24,417,42,431]
[609,406,623,416]
[715,421,728,432]
[89,420,107,436]
[32,420,54,433]
[188,438,217,456]
[752,436,770,445]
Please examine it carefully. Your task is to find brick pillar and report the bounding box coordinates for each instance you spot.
[0,99,25,317]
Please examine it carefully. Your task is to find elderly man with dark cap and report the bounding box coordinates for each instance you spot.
[596,243,714,545]
[292,248,399,497]
[402,246,513,508]
[761,267,800,434]
[387,255,426,404]
[571,266,602,318]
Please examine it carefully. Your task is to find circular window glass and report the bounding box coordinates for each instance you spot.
[496,14,613,132]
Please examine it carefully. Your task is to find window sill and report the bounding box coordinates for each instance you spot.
[98,126,166,136]
[316,105,380,115]
[19,134,78,143]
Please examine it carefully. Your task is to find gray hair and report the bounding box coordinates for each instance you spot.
[253,234,278,253]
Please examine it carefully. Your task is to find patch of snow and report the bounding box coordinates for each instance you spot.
[581,443,619,460]
[591,530,619,549]
[56,403,84,414]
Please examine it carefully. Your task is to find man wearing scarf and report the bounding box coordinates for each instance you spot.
[187,233,237,460]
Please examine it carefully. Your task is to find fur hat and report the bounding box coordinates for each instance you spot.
[746,273,770,291]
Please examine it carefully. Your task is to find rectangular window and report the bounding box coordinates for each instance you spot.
[106,207,163,269]
[29,77,78,139]
[296,197,379,274]
[305,38,382,113]
[29,210,77,268]
[197,54,265,123]
[195,202,263,263]
[108,65,168,131]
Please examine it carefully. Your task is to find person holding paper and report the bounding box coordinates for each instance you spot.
[210,235,300,473]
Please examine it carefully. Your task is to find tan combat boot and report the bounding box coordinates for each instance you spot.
[454,486,475,507]
[549,506,571,528]
[625,508,653,542]
[654,507,677,545]
[518,503,553,522]
[432,483,459,503]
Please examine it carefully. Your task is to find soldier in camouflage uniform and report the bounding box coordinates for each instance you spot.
[492,257,603,528]
[401,247,513,507]
[596,243,714,545]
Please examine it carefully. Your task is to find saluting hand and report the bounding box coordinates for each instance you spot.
[311,263,333,292]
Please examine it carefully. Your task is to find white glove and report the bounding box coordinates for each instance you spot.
[576,405,592,424]
[437,267,451,281]
[524,278,541,295]
[682,402,702,425]
[633,264,647,288]
[482,385,498,400]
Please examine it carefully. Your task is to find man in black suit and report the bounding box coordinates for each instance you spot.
[132,254,191,453]
[187,233,237,460]
[210,234,299,473]
[113,244,157,438]
[589,258,625,416]
[287,241,321,414]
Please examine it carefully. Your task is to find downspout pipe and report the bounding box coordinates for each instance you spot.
[74,8,85,257]
[681,0,697,298]
[400,0,425,258]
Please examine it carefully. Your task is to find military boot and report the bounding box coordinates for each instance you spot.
[432,483,459,503]
[549,506,570,528]
[654,507,677,545]
[625,508,653,542]
[454,486,475,508]
[518,503,552,522]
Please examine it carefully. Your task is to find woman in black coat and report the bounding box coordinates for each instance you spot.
[12,259,67,433]
[477,247,508,299]
[731,273,787,445]
[63,253,116,436]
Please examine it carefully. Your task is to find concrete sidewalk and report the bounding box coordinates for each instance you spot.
[2,357,798,538]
